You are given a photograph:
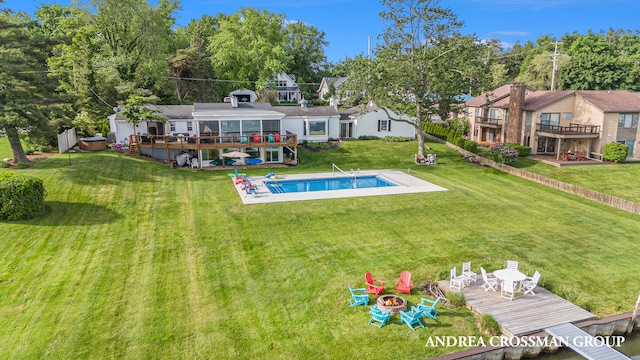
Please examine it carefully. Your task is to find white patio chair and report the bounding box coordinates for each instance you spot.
[191,158,199,169]
[449,267,467,292]
[500,280,516,301]
[462,261,477,283]
[480,267,498,292]
[522,271,541,295]
[506,260,519,271]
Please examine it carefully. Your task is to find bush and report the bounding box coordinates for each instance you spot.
[455,137,466,148]
[463,140,478,154]
[603,142,628,162]
[0,173,46,220]
[445,292,466,307]
[479,314,501,336]
[357,135,380,140]
[24,148,35,155]
[382,136,412,142]
[488,144,519,164]
[15,162,31,169]
[0,162,11,168]
[505,143,531,157]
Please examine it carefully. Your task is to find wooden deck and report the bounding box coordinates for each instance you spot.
[439,279,595,337]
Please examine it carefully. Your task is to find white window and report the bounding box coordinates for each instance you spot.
[618,113,639,128]
[378,120,391,132]
[540,113,560,126]
[187,121,193,131]
[170,122,176,132]
[277,80,287,87]
[308,120,326,135]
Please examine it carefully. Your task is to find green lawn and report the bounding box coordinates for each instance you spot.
[513,156,640,203]
[1,137,639,359]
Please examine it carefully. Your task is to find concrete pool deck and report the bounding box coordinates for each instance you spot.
[233,169,448,204]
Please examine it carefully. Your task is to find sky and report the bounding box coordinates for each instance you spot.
[5,0,640,63]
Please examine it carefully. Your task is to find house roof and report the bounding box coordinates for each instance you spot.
[274,105,340,117]
[317,77,349,92]
[340,103,378,119]
[466,83,515,107]
[146,105,195,119]
[576,90,640,112]
[492,90,575,110]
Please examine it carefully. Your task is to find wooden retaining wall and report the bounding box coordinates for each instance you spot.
[423,132,640,215]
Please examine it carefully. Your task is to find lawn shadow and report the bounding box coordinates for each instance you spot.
[7,201,123,226]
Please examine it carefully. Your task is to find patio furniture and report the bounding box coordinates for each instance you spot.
[576,151,585,161]
[365,272,385,297]
[274,133,281,142]
[500,279,516,301]
[244,181,258,198]
[395,271,413,295]
[506,260,519,271]
[267,133,275,142]
[348,285,369,307]
[480,267,499,292]
[522,271,541,295]
[462,261,477,283]
[190,158,199,169]
[449,267,467,292]
[494,268,526,287]
[253,133,261,143]
[368,307,391,328]
[416,297,441,320]
[399,306,425,331]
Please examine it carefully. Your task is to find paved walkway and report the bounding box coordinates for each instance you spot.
[439,279,595,337]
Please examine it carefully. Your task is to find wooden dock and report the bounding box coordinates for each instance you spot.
[546,323,630,359]
[439,279,595,337]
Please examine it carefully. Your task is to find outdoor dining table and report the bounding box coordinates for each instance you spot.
[493,269,527,289]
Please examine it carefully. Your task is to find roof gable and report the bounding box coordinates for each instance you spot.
[576,90,640,112]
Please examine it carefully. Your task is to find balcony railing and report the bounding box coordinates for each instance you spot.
[536,123,600,135]
[476,116,503,126]
[133,133,297,147]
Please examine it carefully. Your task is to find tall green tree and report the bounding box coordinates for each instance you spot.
[209,7,290,91]
[0,11,60,163]
[366,0,490,157]
[283,21,328,97]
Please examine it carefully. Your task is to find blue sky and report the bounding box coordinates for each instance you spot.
[5,0,640,63]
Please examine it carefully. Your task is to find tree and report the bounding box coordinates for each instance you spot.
[209,7,290,91]
[283,21,328,98]
[120,93,165,134]
[366,0,490,157]
[0,11,60,163]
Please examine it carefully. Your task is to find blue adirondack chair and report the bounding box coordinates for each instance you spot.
[267,133,275,142]
[348,285,369,307]
[399,306,424,331]
[368,308,391,328]
[417,297,441,320]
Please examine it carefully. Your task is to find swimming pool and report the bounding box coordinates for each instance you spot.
[264,175,397,194]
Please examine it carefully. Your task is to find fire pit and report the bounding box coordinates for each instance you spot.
[377,294,407,315]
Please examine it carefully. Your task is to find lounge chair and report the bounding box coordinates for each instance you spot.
[399,306,424,331]
[368,307,391,328]
[395,271,413,295]
[364,272,385,297]
[348,285,369,307]
[416,297,441,320]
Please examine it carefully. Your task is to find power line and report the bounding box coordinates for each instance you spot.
[163,76,320,85]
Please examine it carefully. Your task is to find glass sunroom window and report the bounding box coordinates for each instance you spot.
[618,114,639,128]
[242,120,261,134]
[221,120,240,136]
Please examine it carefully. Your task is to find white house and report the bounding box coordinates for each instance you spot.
[317,76,349,102]
[272,73,301,103]
[339,103,417,139]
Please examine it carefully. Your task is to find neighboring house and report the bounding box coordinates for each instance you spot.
[317,76,349,102]
[339,103,416,139]
[465,83,640,160]
[108,93,340,167]
[272,73,301,103]
[229,88,258,103]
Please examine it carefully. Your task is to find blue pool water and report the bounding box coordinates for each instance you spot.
[264,175,397,194]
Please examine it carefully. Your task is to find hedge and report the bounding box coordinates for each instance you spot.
[0,173,46,220]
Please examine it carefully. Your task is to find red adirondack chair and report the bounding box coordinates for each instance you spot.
[396,271,413,295]
[365,272,385,297]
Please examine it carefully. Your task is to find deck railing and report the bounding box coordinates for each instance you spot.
[536,123,600,135]
[476,116,503,126]
[132,133,297,148]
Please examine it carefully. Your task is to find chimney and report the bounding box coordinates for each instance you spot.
[300,99,308,108]
[506,83,526,144]
[230,96,238,108]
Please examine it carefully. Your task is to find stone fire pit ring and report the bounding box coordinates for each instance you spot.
[376,294,407,315]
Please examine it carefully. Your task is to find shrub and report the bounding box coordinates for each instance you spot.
[445,291,466,307]
[0,173,46,220]
[603,142,628,162]
[24,148,35,155]
[455,137,466,148]
[383,136,412,142]
[357,135,380,140]
[0,162,11,168]
[15,162,31,169]
[488,144,519,164]
[463,140,478,154]
[479,314,501,336]
[37,145,53,153]
[505,143,531,157]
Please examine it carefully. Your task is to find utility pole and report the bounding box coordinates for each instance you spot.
[550,41,562,91]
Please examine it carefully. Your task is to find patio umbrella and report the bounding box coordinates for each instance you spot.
[222,151,250,158]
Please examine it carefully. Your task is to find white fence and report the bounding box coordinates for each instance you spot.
[57,128,77,153]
